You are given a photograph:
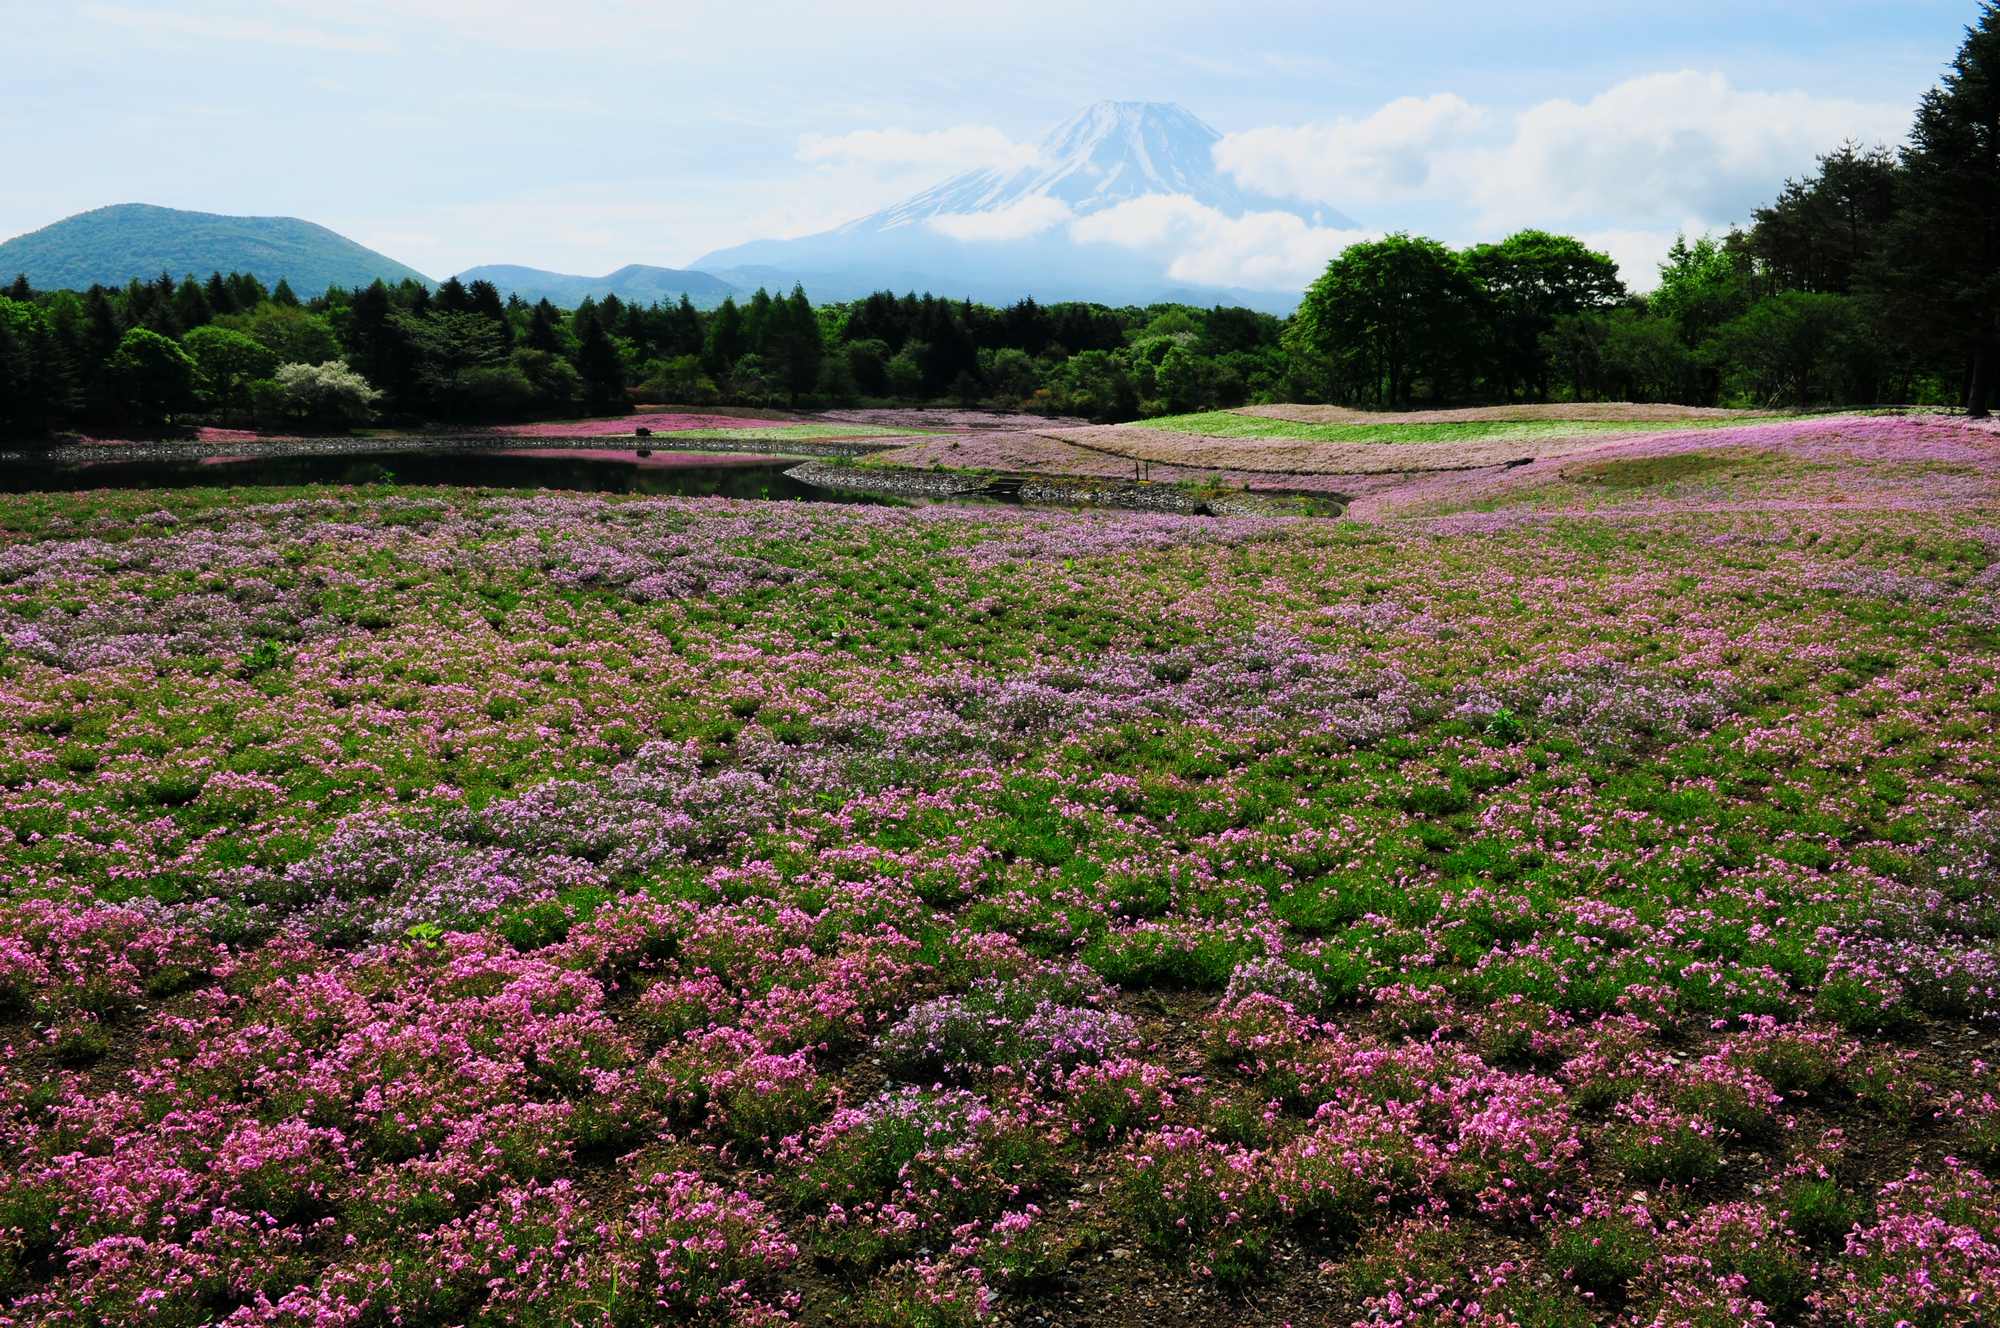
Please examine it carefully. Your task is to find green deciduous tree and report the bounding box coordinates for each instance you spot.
[1465,230,1625,401]
[1286,234,1485,407]
[219,304,343,366]
[182,325,278,415]
[1711,292,1873,408]
[0,297,71,438]
[510,348,585,415]
[104,327,199,429]
[394,311,507,418]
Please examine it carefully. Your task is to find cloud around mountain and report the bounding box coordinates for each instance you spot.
[693,101,1361,308]
[2,74,1913,309]
[1210,72,1908,290]
[694,72,1905,306]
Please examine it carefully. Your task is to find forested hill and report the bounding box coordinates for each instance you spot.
[0,204,433,294]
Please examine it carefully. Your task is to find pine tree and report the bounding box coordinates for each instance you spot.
[1867,3,2000,415]
[704,297,746,375]
[467,279,511,348]
[574,313,627,412]
[227,273,266,309]
[745,288,775,356]
[173,276,213,332]
[6,274,29,302]
[525,301,563,354]
[79,288,125,420]
[204,271,236,317]
[434,277,471,315]
[345,281,400,391]
[670,294,703,357]
[776,285,823,404]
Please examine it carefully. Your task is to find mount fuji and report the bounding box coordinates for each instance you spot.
[693,101,1353,310]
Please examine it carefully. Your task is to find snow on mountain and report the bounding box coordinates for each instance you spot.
[693,102,1355,308]
[853,101,1353,233]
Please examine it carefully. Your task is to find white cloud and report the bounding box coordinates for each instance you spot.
[1215,71,1905,242]
[1070,196,1375,291]
[927,196,1073,242]
[1216,94,1484,205]
[1465,71,1907,231]
[798,125,1040,174]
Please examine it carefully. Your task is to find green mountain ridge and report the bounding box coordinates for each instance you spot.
[0,203,434,293]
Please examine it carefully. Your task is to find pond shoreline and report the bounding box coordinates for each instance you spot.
[0,432,901,467]
[787,461,1347,517]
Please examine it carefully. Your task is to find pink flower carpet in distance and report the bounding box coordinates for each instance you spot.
[0,442,1997,1326]
[493,410,793,437]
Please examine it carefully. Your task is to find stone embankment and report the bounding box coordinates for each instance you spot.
[786,462,1345,517]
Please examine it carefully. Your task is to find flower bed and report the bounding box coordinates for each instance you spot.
[0,454,1997,1324]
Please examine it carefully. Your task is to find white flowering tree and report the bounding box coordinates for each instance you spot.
[252,361,383,431]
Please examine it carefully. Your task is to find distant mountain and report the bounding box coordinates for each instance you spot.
[693,101,1352,310]
[0,203,433,293]
[866,101,1344,230]
[458,263,738,309]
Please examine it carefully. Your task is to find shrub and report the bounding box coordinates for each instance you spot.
[1222,956,1325,1013]
[576,1170,799,1326]
[877,972,1133,1085]
[706,1050,828,1152]
[1605,1096,1726,1187]
[1117,1127,1273,1286]
[846,1260,991,1328]
[781,1089,1057,1266]
[1268,1100,1434,1237]
[1551,1212,1656,1302]
[1063,1057,1178,1143]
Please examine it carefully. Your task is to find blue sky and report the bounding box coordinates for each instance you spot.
[1,1,1974,289]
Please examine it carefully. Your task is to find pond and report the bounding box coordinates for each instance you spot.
[0,449,899,501]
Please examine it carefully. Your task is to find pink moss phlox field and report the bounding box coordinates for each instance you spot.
[1359,413,2000,522]
[0,449,1997,1326]
[495,411,793,438]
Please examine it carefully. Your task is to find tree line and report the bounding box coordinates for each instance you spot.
[1295,3,1999,415]
[0,268,1296,437]
[3,4,1996,438]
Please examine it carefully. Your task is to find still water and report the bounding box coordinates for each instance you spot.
[0,449,899,501]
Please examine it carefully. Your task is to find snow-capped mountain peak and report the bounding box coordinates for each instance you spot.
[689,101,1355,309]
[852,100,1350,232]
